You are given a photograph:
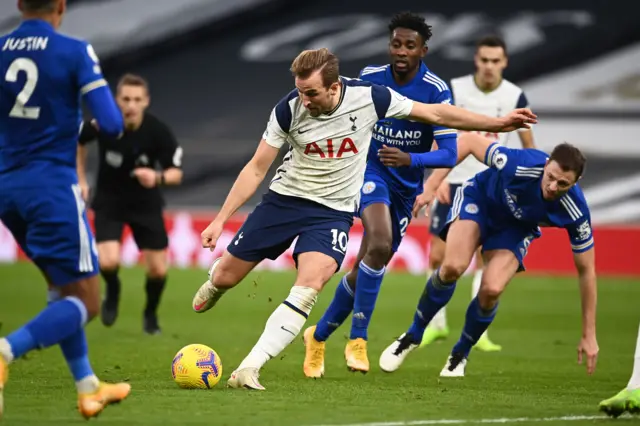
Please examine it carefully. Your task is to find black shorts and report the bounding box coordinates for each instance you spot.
[93,207,168,251]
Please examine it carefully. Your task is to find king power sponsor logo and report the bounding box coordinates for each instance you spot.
[241,10,594,63]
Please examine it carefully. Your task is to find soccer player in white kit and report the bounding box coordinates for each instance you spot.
[190,48,536,390]
[420,35,536,351]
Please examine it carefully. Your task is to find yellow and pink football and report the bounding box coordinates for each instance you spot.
[171,344,222,389]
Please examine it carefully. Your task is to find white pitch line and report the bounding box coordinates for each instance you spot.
[309,414,636,426]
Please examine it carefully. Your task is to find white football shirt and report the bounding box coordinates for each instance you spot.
[447,74,530,184]
[262,77,414,213]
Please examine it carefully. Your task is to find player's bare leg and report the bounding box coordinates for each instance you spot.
[192,251,259,313]
[381,219,479,372]
[142,249,168,335]
[230,252,335,390]
[420,235,449,347]
[599,322,640,417]
[441,249,518,377]
[97,241,122,327]
[0,276,130,420]
[303,239,365,378]
[471,248,502,352]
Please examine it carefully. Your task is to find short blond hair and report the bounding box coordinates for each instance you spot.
[290,48,340,88]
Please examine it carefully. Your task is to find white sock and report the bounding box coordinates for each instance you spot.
[76,375,100,394]
[0,338,14,364]
[237,286,318,371]
[472,269,483,298]
[627,322,640,390]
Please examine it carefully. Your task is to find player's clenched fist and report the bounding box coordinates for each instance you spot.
[201,220,224,251]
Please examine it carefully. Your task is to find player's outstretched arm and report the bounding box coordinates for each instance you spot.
[201,139,279,250]
[408,102,537,133]
[216,139,279,224]
[573,247,599,375]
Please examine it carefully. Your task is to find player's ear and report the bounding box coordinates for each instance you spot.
[17,0,24,12]
[330,81,340,95]
[421,45,428,57]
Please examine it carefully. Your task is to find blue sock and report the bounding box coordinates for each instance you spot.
[452,297,498,357]
[314,276,354,342]
[6,296,87,359]
[60,329,94,382]
[407,269,456,342]
[350,262,385,340]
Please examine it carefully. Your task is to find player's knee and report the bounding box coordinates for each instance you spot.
[439,258,467,282]
[146,262,167,279]
[477,281,505,308]
[99,257,120,272]
[364,238,392,269]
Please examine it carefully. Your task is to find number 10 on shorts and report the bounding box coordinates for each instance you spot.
[331,229,348,254]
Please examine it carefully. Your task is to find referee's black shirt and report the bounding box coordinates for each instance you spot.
[79,112,182,212]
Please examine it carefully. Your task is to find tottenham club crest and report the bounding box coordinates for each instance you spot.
[349,115,358,131]
[362,181,376,194]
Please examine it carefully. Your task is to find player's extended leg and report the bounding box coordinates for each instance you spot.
[420,234,449,347]
[311,238,363,343]
[229,251,336,390]
[380,218,480,372]
[142,250,168,335]
[440,248,518,377]
[471,248,502,352]
[599,321,640,417]
[304,238,364,378]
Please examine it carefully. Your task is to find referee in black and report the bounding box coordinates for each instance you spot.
[77,73,183,335]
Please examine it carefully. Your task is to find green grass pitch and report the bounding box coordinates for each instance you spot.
[0,263,638,425]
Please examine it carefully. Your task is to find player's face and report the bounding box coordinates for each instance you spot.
[474,46,507,87]
[541,160,579,200]
[295,71,339,117]
[389,28,426,77]
[117,85,149,127]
